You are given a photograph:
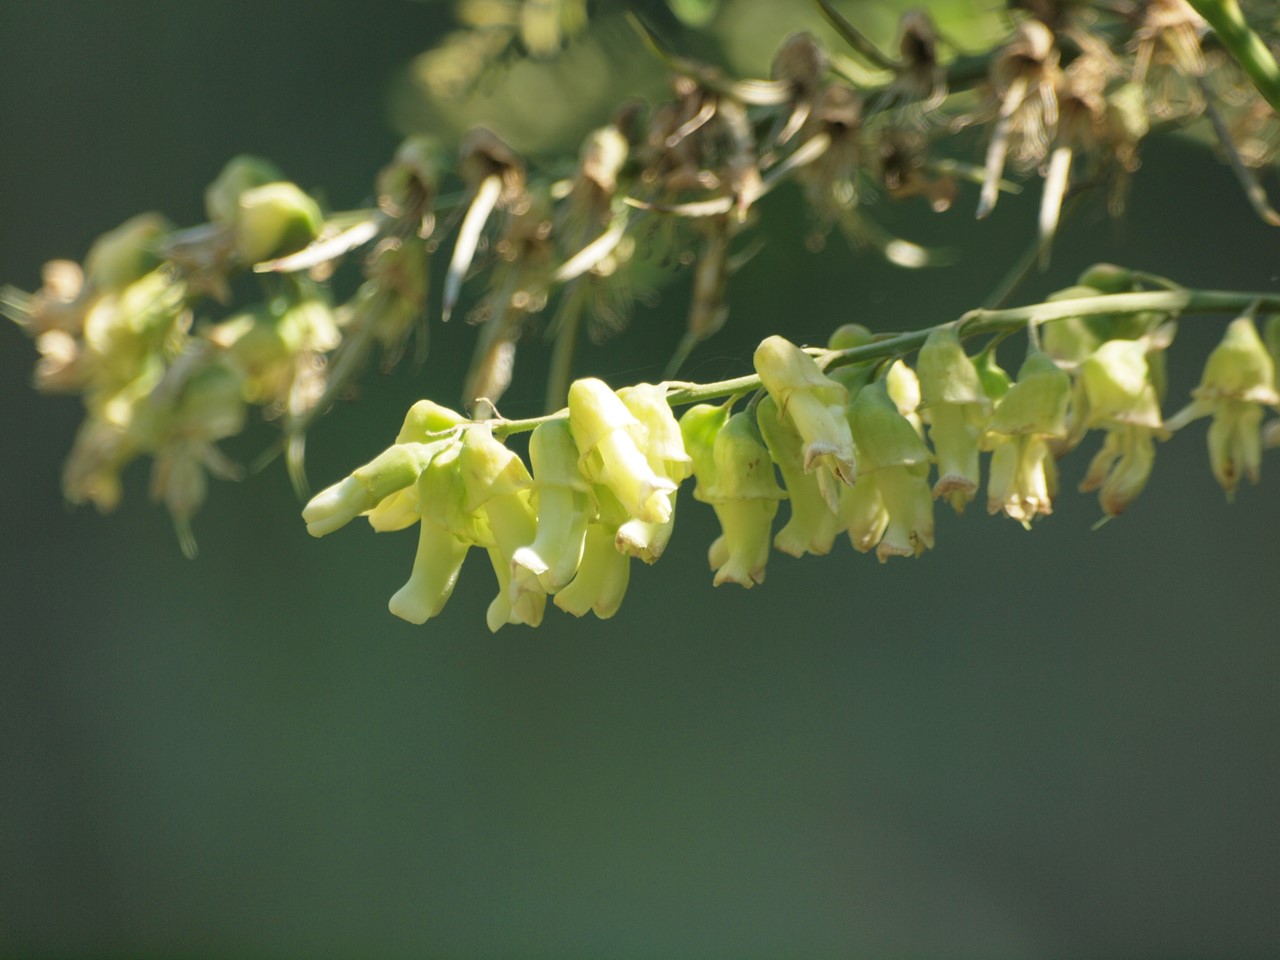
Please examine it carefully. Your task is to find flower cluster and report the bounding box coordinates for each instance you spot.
[303,276,1279,630]
[6,1,1279,553]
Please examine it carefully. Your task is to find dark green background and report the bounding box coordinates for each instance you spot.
[2,3,1277,957]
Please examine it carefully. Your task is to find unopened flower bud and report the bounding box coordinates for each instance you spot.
[233,182,323,265]
[827,323,874,350]
[1076,262,1133,294]
[205,155,285,226]
[975,346,1011,403]
[84,214,171,293]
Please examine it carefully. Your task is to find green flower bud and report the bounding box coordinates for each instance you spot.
[987,351,1071,439]
[1076,263,1133,294]
[756,395,840,557]
[974,346,1011,403]
[827,323,874,350]
[303,441,439,537]
[232,182,323,265]
[387,520,470,625]
[205,155,285,226]
[569,378,677,524]
[753,335,855,510]
[84,214,171,293]
[512,420,592,592]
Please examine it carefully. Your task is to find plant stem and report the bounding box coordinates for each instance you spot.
[489,288,1280,438]
[1188,0,1280,113]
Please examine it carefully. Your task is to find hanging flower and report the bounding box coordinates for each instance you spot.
[753,335,856,510]
[1166,316,1279,499]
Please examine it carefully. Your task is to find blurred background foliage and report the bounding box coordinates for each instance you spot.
[1,2,1278,957]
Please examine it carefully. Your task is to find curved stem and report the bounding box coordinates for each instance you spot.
[485,287,1280,439]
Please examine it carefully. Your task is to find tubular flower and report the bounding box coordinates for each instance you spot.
[1165,316,1280,499]
[702,411,786,587]
[451,427,542,632]
[302,440,442,538]
[554,485,632,621]
[614,383,693,563]
[568,377,678,525]
[366,400,468,532]
[1077,338,1166,516]
[917,327,990,512]
[983,350,1072,526]
[756,394,840,557]
[303,433,462,624]
[511,420,592,593]
[753,335,856,510]
[681,404,780,588]
[847,381,934,561]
